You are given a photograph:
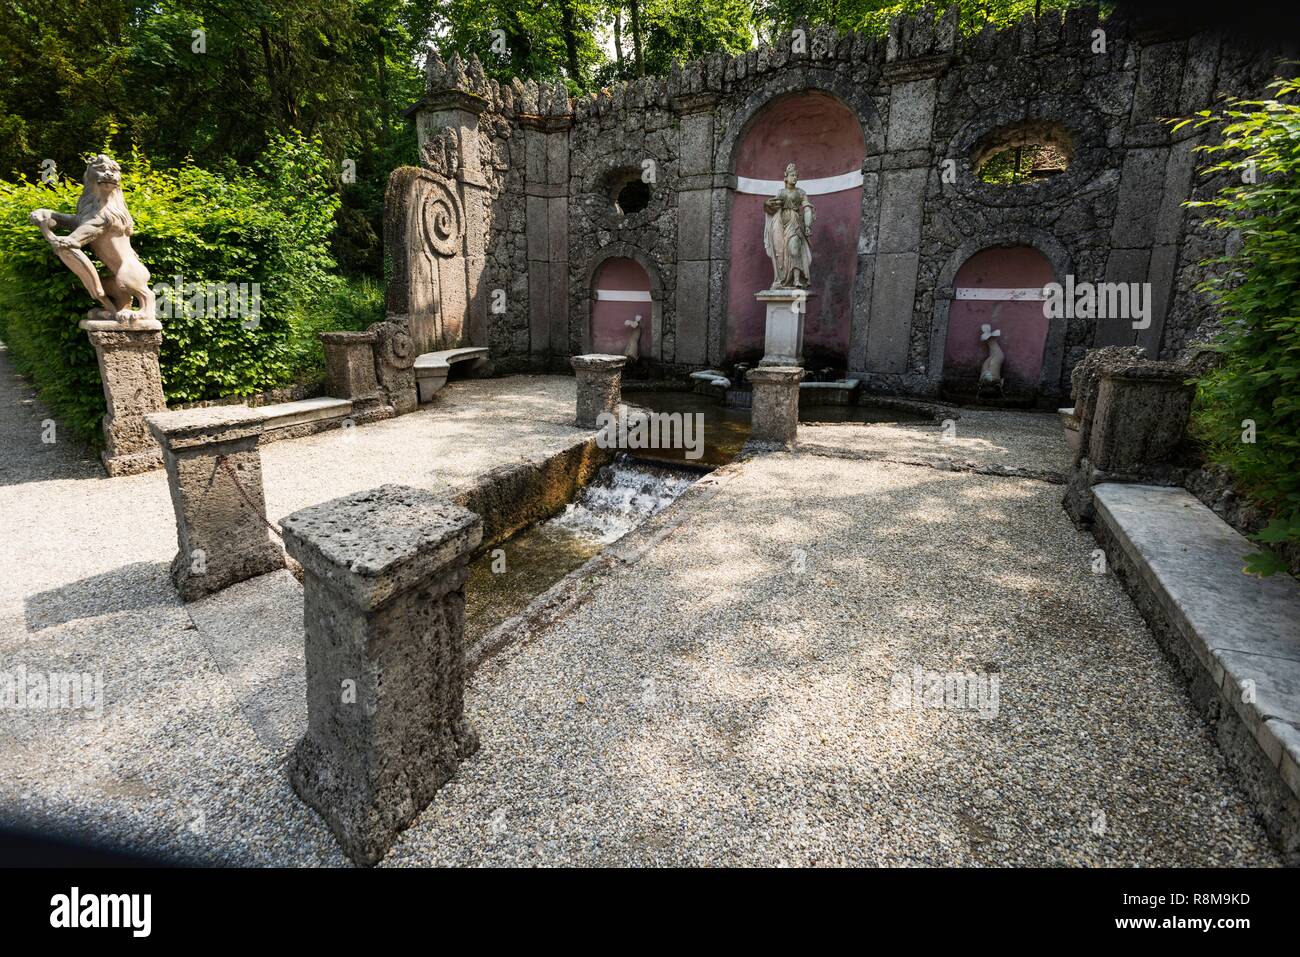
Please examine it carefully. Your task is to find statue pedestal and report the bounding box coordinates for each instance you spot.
[755,289,813,366]
[79,318,166,476]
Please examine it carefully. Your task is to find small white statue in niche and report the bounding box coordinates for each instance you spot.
[623,314,642,360]
[978,323,1004,394]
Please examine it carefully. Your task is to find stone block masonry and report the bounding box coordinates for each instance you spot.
[279,484,483,866]
[571,354,626,429]
[1093,483,1300,864]
[397,8,1285,396]
[1087,361,1193,472]
[146,405,286,602]
[748,366,804,447]
[319,331,389,423]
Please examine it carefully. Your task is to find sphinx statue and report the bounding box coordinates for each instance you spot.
[763,163,815,289]
[29,154,156,326]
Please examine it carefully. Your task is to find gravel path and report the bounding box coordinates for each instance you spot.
[388,451,1277,866]
[0,351,1280,865]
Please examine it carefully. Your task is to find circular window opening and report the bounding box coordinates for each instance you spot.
[615,178,651,216]
[972,122,1074,185]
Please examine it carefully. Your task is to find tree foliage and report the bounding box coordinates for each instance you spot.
[0,136,379,445]
[1182,77,1300,576]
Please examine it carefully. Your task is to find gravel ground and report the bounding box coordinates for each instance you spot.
[0,349,1280,865]
[387,451,1277,866]
[0,356,578,864]
[799,408,1072,480]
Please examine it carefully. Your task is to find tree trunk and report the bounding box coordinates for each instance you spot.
[629,0,644,77]
[376,30,389,147]
[559,0,581,84]
[613,7,625,74]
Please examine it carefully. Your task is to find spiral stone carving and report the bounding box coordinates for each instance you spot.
[371,320,416,370]
[421,176,463,257]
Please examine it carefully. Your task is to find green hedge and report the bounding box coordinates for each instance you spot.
[1183,77,1300,576]
[0,136,380,446]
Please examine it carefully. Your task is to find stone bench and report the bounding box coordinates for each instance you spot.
[414,347,491,403]
[258,396,353,435]
[1093,482,1300,862]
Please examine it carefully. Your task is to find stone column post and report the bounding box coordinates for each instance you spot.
[81,318,166,476]
[368,320,419,415]
[518,94,573,359]
[861,18,954,381]
[748,366,804,447]
[672,89,718,366]
[146,406,286,601]
[1088,363,1193,472]
[320,331,386,422]
[279,484,483,866]
[571,354,627,429]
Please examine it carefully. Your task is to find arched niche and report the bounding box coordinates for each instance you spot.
[589,255,655,359]
[722,90,868,364]
[940,244,1059,396]
[927,229,1073,397]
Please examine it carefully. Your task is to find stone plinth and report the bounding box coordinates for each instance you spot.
[368,320,418,415]
[81,318,166,476]
[748,365,804,447]
[1088,363,1193,472]
[146,405,286,601]
[1068,345,1146,464]
[320,331,385,421]
[280,484,483,867]
[571,354,627,429]
[756,289,812,367]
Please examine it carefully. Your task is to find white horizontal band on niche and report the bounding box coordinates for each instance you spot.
[953,287,1050,301]
[594,289,653,301]
[735,169,863,196]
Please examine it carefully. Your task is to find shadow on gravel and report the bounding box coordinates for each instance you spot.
[24,561,175,632]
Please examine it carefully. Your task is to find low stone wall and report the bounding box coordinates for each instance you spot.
[1063,347,1196,524]
[452,436,614,551]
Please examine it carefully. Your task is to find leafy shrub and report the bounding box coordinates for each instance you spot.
[1182,77,1300,576]
[286,276,386,383]
[0,136,346,445]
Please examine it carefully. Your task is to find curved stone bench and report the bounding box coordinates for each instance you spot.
[414,347,491,403]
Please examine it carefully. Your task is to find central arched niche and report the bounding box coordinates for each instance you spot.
[944,245,1055,395]
[725,91,866,364]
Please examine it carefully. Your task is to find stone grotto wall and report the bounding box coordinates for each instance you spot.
[391,5,1293,399]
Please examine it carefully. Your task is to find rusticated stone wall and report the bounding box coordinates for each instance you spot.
[392,5,1293,399]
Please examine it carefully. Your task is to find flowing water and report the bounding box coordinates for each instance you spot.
[464,391,930,644]
[464,457,695,642]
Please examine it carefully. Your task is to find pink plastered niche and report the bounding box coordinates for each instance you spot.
[591,257,653,356]
[944,245,1056,393]
[725,92,866,363]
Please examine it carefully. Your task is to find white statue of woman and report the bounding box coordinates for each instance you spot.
[979,324,1004,386]
[763,162,815,289]
[623,315,642,360]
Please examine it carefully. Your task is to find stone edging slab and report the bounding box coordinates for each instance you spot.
[1092,482,1300,863]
